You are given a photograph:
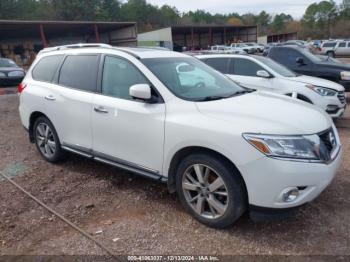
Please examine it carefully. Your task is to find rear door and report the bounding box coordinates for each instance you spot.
[44,54,99,151]
[336,42,347,56]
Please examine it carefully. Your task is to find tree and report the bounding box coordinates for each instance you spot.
[227,17,243,26]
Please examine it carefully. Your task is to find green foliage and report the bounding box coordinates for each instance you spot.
[0,0,348,39]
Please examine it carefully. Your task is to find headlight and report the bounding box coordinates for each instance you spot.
[243,133,330,161]
[306,84,337,96]
[0,72,6,77]
[340,71,350,81]
[8,71,24,77]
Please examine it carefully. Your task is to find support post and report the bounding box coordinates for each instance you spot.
[39,24,48,48]
[223,27,227,45]
[191,27,194,51]
[94,24,100,43]
[209,27,212,47]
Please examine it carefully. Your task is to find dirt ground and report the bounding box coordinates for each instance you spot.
[0,93,349,257]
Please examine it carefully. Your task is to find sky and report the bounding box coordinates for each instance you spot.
[147,0,343,19]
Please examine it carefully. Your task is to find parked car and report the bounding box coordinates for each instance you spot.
[243,43,261,53]
[210,45,246,54]
[267,46,350,92]
[197,54,346,119]
[0,58,25,86]
[19,44,342,228]
[319,41,350,57]
[230,43,255,54]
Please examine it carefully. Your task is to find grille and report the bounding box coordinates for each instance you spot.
[337,91,346,104]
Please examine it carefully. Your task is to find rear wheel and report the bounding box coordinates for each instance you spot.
[175,153,246,228]
[327,51,335,58]
[33,116,65,163]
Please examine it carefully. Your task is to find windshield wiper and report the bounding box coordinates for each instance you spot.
[197,89,255,102]
[197,95,228,101]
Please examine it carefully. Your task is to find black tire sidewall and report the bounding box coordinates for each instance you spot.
[33,116,64,163]
[175,153,246,228]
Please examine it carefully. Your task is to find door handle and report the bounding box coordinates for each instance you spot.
[44,95,56,101]
[94,106,109,114]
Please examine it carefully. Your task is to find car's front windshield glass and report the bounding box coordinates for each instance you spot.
[142,57,247,101]
[255,56,297,77]
[0,59,17,67]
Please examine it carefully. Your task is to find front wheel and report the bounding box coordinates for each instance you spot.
[175,153,246,228]
[33,116,65,163]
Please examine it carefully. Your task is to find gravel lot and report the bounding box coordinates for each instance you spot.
[0,93,349,257]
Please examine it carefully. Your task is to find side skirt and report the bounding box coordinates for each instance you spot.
[61,143,167,183]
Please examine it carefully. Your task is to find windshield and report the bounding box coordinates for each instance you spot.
[254,56,297,77]
[142,57,247,101]
[0,59,17,68]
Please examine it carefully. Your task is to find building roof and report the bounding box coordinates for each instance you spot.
[0,20,136,40]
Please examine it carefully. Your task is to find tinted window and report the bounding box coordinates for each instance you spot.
[323,42,337,48]
[204,58,229,74]
[102,56,149,100]
[32,55,64,82]
[270,48,306,66]
[339,42,346,48]
[231,58,264,77]
[59,55,99,91]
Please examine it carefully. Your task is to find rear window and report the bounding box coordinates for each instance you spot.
[323,42,337,48]
[338,42,346,47]
[32,55,64,82]
[204,58,229,74]
[59,55,99,92]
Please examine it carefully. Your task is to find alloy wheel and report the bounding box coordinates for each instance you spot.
[36,123,56,158]
[182,164,229,219]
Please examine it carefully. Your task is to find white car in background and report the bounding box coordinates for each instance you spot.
[197,54,346,118]
[210,45,246,54]
[230,43,255,54]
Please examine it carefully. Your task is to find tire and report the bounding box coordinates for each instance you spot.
[175,153,246,228]
[327,51,335,58]
[33,116,65,163]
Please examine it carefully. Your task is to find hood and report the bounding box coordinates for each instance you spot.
[316,61,350,71]
[286,75,345,91]
[0,67,23,73]
[196,91,332,135]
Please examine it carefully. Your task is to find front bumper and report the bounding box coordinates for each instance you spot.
[239,146,342,209]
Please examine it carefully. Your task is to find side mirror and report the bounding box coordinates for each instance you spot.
[256,70,271,78]
[296,57,305,65]
[129,84,151,101]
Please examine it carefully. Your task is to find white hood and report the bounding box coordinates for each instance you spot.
[286,75,345,92]
[196,91,332,135]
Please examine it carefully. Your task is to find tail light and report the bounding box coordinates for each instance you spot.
[17,83,26,93]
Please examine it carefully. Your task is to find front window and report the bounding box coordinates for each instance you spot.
[254,56,297,77]
[141,57,247,101]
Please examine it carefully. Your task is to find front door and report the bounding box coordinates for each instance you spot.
[92,55,166,174]
[228,58,274,91]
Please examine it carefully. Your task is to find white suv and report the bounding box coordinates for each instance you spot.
[19,44,342,228]
[197,54,346,119]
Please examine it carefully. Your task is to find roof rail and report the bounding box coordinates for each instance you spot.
[39,43,112,54]
[38,43,142,60]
